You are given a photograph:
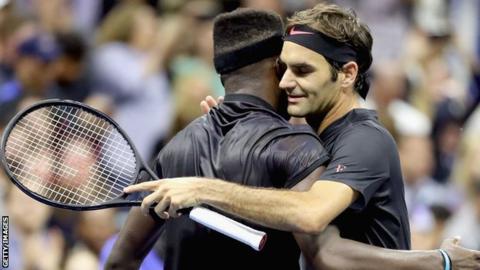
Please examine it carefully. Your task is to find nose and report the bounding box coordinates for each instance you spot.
[279,70,296,93]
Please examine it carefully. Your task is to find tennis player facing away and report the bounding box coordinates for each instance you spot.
[107,8,330,270]
[122,5,480,270]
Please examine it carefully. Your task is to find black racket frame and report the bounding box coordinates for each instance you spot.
[1,99,158,211]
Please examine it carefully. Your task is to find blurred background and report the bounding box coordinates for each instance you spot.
[0,0,479,269]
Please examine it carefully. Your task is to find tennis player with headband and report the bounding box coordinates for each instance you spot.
[115,5,480,270]
[107,8,330,270]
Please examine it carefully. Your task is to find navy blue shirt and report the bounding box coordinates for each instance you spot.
[320,109,411,249]
[156,94,330,270]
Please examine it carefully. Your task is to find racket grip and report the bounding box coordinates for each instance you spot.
[147,205,267,250]
[189,206,267,251]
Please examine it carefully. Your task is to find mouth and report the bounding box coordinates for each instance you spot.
[287,94,307,104]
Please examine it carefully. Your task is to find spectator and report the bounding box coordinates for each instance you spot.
[92,1,173,160]
[47,31,91,101]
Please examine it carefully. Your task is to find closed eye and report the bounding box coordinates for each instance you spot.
[291,64,314,76]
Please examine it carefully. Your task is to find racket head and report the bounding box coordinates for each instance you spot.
[1,99,150,210]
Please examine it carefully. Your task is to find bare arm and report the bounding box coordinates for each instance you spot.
[200,177,356,233]
[121,171,480,270]
[105,208,163,270]
[297,226,441,270]
[296,226,480,270]
[124,167,357,234]
[286,186,478,270]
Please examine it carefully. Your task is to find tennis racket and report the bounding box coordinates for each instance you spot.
[0,99,266,251]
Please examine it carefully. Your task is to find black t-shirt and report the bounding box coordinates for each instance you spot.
[320,109,411,249]
[156,94,330,270]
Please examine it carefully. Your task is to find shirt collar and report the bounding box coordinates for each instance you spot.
[223,93,276,113]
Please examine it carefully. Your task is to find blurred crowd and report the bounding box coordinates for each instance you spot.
[0,0,479,269]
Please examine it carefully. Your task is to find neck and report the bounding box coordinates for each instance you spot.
[315,92,361,135]
[225,77,278,108]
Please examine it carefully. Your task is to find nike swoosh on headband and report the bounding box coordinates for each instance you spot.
[289,26,314,35]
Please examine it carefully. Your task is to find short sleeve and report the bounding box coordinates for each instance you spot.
[320,125,390,211]
[266,133,330,188]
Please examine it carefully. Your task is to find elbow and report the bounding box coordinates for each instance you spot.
[297,216,328,234]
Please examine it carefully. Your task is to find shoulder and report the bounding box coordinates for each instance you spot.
[241,111,291,128]
[328,120,398,171]
[271,125,322,147]
[160,117,207,155]
[336,119,395,152]
[265,125,328,166]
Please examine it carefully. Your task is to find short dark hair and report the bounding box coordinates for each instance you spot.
[287,3,373,98]
[55,32,87,61]
[213,8,284,74]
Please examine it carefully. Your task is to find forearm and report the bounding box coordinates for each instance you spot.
[297,227,443,270]
[200,179,312,232]
[316,243,442,270]
[318,244,442,270]
[105,208,163,269]
[198,178,351,234]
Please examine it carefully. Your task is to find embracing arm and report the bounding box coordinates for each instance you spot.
[121,173,480,270]
[296,226,480,270]
[199,176,356,233]
[124,167,357,234]
[105,208,163,270]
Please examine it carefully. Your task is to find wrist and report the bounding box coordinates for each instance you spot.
[419,250,444,270]
[438,249,452,270]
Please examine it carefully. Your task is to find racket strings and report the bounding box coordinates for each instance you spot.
[4,105,138,206]
[6,108,115,204]
[9,112,136,177]
[8,107,133,204]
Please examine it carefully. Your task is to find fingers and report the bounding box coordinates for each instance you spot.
[124,180,161,193]
[441,237,456,248]
[154,196,171,219]
[168,201,182,218]
[142,191,172,219]
[140,188,186,219]
[453,235,461,245]
[132,178,198,219]
[206,95,218,107]
[200,96,223,114]
[200,100,210,114]
[141,191,163,216]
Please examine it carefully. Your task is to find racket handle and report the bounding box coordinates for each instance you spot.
[189,206,267,251]
[147,205,267,251]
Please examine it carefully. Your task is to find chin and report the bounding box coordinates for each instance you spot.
[287,106,307,118]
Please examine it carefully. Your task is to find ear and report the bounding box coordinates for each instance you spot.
[340,61,358,89]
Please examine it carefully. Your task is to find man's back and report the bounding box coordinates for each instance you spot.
[156,94,329,270]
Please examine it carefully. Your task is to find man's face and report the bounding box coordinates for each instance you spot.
[278,41,341,118]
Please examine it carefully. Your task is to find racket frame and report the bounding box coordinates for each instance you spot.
[1,99,157,211]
